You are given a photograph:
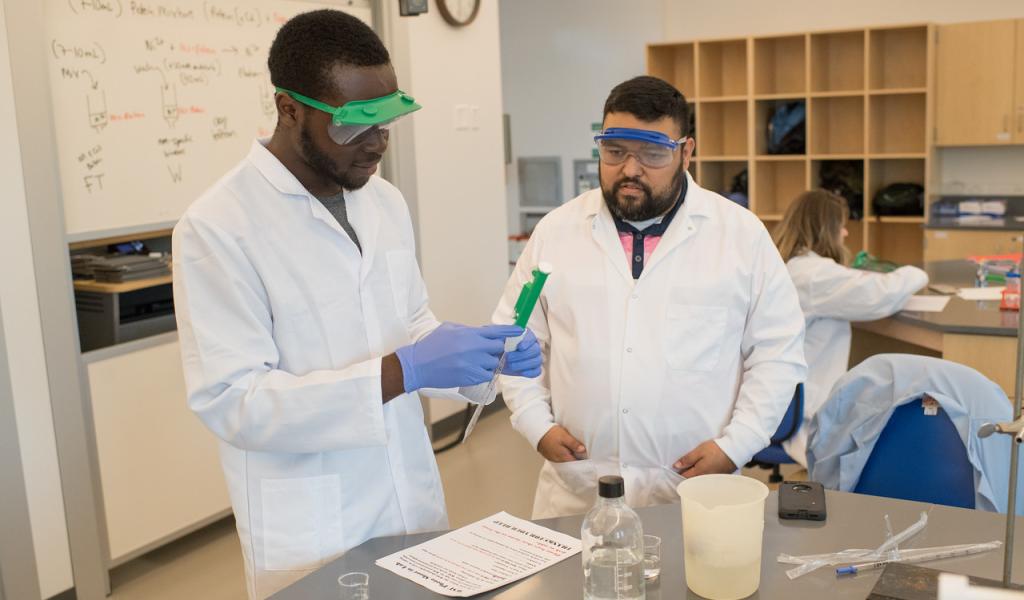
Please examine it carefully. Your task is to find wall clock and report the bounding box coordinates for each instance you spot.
[436,0,480,27]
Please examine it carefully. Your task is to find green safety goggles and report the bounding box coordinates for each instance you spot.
[276,87,422,145]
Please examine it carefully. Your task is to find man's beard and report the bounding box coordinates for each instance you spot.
[602,166,685,222]
[299,124,368,191]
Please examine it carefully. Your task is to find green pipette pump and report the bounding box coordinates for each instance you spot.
[512,263,552,327]
[461,262,552,442]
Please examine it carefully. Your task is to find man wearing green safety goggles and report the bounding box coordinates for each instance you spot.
[275,86,421,146]
[172,9,542,598]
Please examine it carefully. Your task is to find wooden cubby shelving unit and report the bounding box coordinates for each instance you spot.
[648,24,934,265]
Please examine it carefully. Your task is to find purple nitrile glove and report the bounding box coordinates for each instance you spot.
[394,322,522,392]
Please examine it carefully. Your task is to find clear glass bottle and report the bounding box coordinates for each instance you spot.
[582,475,645,600]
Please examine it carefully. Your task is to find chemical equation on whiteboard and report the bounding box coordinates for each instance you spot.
[78,145,106,193]
[136,38,268,91]
[64,0,288,26]
[221,44,263,58]
[203,3,288,28]
[211,116,236,141]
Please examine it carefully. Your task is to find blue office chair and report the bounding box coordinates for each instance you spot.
[853,396,975,509]
[747,384,804,483]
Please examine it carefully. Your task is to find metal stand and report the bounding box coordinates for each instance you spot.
[977,247,1024,587]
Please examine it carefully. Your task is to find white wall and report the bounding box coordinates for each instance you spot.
[499,0,666,234]
[0,1,74,597]
[661,0,1024,40]
[391,1,510,423]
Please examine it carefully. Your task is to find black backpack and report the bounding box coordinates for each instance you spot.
[724,168,748,208]
[819,161,864,220]
[873,183,924,216]
[766,101,806,155]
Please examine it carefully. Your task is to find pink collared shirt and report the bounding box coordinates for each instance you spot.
[617,232,663,267]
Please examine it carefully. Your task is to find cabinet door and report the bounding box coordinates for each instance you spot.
[936,20,1016,146]
[1016,19,1024,143]
[86,338,230,562]
[924,229,1023,262]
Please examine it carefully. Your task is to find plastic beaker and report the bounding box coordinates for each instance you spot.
[676,475,769,600]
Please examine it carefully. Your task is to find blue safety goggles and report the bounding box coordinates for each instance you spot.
[594,128,689,168]
[594,127,687,149]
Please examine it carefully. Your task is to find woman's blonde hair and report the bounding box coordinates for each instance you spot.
[772,189,850,264]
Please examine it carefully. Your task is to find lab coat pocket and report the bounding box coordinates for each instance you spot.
[550,459,599,494]
[387,249,416,319]
[663,304,727,372]
[260,475,343,571]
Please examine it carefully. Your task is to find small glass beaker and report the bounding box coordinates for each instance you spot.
[338,572,369,600]
[643,534,662,583]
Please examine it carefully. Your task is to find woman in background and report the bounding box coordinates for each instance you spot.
[774,190,928,467]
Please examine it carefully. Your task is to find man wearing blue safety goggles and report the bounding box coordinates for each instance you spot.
[495,76,807,519]
[172,10,541,598]
[594,126,693,222]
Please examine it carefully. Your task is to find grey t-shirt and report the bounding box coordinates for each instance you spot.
[318,191,362,254]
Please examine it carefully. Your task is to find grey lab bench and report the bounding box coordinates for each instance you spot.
[271,490,1024,599]
[852,259,1019,396]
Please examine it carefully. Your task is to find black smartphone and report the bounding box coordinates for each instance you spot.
[778,481,827,521]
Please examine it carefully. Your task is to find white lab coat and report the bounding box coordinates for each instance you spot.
[173,140,483,599]
[782,252,928,467]
[496,174,807,519]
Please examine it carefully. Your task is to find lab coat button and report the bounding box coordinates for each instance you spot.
[622,408,629,414]
[626,347,633,353]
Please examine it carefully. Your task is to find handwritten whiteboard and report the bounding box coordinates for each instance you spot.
[45,0,373,239]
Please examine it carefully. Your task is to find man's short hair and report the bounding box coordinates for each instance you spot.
[268,9,390,100]
[603,76,692,138]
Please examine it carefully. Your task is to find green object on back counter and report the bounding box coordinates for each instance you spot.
[852,250,900,273]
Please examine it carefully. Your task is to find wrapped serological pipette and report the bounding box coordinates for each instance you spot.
[779,510,1002,580]
[835,540,1003,575]
[779,511,929,579]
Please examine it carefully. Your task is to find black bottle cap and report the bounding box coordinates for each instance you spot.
[598,475,625,499]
